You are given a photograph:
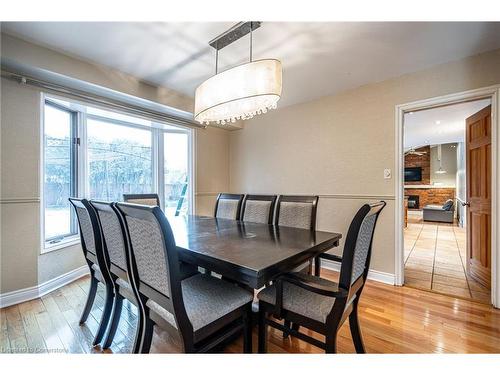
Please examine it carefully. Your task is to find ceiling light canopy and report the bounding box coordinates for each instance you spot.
[194,22,282,126]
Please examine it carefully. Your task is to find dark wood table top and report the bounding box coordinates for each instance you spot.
[168,215,342,289]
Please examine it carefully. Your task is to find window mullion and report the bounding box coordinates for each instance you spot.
[70,110,78,235]
[188,129,195,215]
[78,111,89,199]
[155,128,165,211]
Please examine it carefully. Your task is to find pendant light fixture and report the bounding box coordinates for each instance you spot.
[435,144,447,174]
[194,22,282,126]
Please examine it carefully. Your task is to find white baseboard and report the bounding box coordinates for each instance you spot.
[320,259,395,285]
[0,261,395,308]
[0,265,89,308]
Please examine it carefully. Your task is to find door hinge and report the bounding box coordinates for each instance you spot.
[73,137,81,146]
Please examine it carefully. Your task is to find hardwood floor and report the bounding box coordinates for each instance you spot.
[2,269,500,354]
[404,210,490,303]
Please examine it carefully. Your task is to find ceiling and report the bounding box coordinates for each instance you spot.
[404,99,491,150]
[3,22,500,108]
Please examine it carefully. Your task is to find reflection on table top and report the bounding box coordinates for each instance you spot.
[168,215,341,274]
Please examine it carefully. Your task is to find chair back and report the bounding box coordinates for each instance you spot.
[116,202,192,333]
[69,198,111,281]
[123,193,160,207]
[214,193,244,220]
[240,195,277,224]
[338,201,386,291]
[275,195,319,230]
[90,200,128,279]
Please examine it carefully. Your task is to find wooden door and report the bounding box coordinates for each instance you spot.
[466,105,492,289]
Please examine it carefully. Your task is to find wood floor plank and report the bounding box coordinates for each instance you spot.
[4,273,500,354]
[40,293,86,353]
[17,300,48,353]
[4,305,29,352]
[0,309,11,353]
[32,300,66,353]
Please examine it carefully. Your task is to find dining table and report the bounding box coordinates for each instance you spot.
[168,215,342,289]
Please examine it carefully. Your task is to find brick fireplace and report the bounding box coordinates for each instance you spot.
[404,145,455,209]
[404,187,455,209]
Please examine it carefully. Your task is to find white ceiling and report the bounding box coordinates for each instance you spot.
[404,99,491,150]
[3,22,500,108]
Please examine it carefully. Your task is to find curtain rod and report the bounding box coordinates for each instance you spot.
[1,69,206,130]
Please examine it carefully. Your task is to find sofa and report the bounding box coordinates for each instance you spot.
[422,199,455,223]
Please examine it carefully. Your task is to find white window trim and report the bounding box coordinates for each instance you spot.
[40,93,195,254]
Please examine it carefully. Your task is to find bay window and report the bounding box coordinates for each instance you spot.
[42,96,193,251]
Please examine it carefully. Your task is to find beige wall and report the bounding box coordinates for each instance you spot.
[0,34,230,294]
[229,48,500,276]
[195,126,230,216]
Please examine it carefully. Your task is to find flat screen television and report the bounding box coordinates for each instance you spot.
[405,167,422,182]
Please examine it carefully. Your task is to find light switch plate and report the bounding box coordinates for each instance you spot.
[384,169,392,179]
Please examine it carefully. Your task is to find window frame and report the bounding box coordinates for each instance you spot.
[40,93,195,253]
[41,100,80,251]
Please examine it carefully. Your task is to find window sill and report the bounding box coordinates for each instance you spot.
[42,236,80,254]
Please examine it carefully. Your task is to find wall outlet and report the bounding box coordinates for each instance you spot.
[384,169,392,179]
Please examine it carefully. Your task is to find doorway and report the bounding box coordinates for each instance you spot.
[395,86,500,307]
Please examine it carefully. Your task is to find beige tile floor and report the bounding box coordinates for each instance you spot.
[404,210,491,304]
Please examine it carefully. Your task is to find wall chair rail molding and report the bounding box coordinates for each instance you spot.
[394,84,500,308]
[318,194,395,201]
[195,192,221,197]
[0,265,89,308]
[0,197,41,204]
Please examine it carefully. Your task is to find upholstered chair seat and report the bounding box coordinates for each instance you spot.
[115,277,136,302]
[91,264,105,283]
[146,273,253,341]
[257,273,355,323]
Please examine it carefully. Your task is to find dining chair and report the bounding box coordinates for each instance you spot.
[274,195,319,334]
[214,193,244,220]
[123,193,161,207]
[68,198,115,347]
[275,195,319,272]
[89,200,142,352]
[240,194,277,224]
[257,201,386,353]
[116,202,254,353]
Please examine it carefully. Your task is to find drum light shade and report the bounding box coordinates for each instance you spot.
[194,59,282,125]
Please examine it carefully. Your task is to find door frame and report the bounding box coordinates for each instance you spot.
[394,84,500,308]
